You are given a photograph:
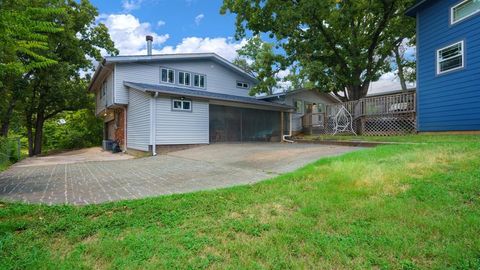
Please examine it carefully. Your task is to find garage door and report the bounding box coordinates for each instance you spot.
[209,105,281,143]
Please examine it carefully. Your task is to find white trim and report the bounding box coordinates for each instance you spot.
[178,71,191,86]
[451,0,480,25]
[236,81,249,89]
[161,68,175,84]
[436,40,464,75]
[172,99,192,112]
[193,74,206,88]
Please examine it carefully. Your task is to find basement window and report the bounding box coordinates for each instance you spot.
[172,99,192,111]
[161,68,175,84]
[451,0,480,24]
[437,41,464,74]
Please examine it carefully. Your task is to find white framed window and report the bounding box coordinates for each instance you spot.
[294,100,303,113]
[161,68,175,84]
[172,99,192,111]
[437,41,464,74]
[236,81,249,89]
[193,74,205,88]
[101,81,107,98]
[178,71,191,86]
[451,0,480,24]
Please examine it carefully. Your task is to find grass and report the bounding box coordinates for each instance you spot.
[302,134,480,143]
[1,136,480,269]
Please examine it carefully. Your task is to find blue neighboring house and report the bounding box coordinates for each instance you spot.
[406,0,480,132]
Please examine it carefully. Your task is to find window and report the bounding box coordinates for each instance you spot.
[161,68,175,83]
[172,99,192,111]
[236,81,249,89]
[178,71,191,86]
[101,82,107,98]
[294,100,303,113]
[437,41,464,74]
[451,0,480,24]
[193,74,205,88]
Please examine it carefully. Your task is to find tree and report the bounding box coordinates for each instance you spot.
[24,0,118,156]
[233,36,286,95]
[0,0,63,81]
[221,0,416,101]
[0,0,63,137]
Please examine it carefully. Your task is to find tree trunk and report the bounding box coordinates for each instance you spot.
[0,103,14,137]
[26,112,34,157]
[346,83,369,101]
[394,45,408,91]
[32,110,45,156]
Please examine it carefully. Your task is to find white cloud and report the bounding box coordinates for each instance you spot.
[157,20,166,27]
[122,0,143,12]
[98,14,169,55]
[157,37,247,61]
[194,14,205,26]
[369,72,416,95]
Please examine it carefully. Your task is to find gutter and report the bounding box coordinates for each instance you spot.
[282,112,294,143]
[151,92,159,156]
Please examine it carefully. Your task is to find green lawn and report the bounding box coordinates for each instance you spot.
[1,136,480,269]
[302,134,480,143]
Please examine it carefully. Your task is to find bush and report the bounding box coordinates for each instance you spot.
[42,109,103,152]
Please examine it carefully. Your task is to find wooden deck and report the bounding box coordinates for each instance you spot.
[302,91,416,136]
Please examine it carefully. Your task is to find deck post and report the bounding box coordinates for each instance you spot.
[280,111,284,140]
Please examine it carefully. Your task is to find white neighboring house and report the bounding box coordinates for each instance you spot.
[258,89,340,135]
[88,37,293,154]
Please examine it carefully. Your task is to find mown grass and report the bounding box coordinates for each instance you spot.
[1,136,480,269]
[303,134,480,143]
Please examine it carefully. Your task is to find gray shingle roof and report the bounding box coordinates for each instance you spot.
[124,81,294,111]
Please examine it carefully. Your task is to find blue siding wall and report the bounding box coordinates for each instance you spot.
[417,0,480,131]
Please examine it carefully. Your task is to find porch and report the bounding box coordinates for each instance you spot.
[301,90,416,136]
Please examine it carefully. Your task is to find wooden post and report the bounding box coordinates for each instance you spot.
[280,111,284,141]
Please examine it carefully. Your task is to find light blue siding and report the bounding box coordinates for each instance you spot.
[115,63,160,105]
[159,60,253,97]
[417,0,480,131]
[95,70,114,115]
[155,97,209,145]
[127,90,151,151]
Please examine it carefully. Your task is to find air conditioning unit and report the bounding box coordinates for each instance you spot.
[102,140,113,151]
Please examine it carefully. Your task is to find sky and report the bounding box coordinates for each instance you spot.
[91,0,414,94]
[92,0,244,60]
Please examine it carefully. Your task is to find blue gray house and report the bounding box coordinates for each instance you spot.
[88,36,293,155]
[406,0,480,132]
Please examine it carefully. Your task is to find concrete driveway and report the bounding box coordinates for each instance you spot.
[0,143,359,205]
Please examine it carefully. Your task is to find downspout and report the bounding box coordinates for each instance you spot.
[282,111,294,143]
[123,107,127,152]
[151,92,158,156]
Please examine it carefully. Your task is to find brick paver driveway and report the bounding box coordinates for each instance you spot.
[0,143,359,205]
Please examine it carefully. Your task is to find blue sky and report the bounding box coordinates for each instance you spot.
[92,0,244,60]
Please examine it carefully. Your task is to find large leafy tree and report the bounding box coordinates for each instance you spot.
[221,0,416,101]
[0,0,63,137]
[24,0,118,156]
[233,36,286,95]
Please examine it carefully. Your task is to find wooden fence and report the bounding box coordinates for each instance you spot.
[302,90,416,136]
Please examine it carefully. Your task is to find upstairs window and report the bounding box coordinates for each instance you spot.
[178,71,191,86]
[437,41,464,74]
[236,81,249,89]
[161,68,175,84]
[193,74,205,88]
[451,0,480,24]
[294,100,303,114]
[172,99,192,111]
[101,82,107,98]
